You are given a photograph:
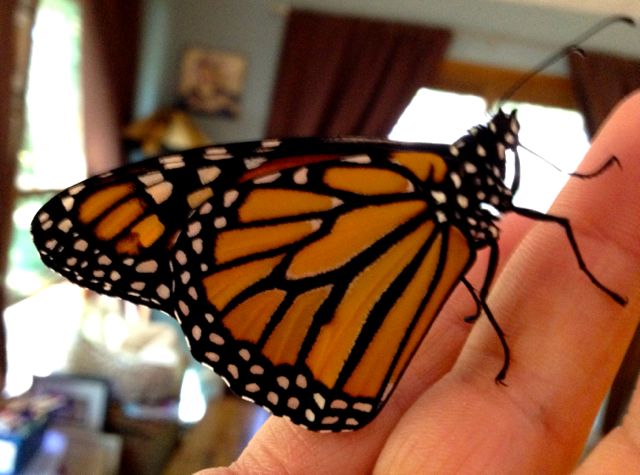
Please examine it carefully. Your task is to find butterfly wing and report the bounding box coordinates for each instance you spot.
[171,140,475,431]
[31,142,267,311]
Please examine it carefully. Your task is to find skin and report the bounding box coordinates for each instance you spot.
[198,91,640,474]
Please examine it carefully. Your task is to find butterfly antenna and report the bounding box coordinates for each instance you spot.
[498,15,635,107]
[518,143,563,173]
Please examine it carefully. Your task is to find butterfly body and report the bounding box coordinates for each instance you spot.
[34,109,622,431]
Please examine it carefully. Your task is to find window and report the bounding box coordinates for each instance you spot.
[389,86,590,212]
[7,0,84,304]
[4,0,85,397]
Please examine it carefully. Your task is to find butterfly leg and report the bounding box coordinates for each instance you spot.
[463,239,500,323]
[461,274,510,383]
[512,206,627,305]
[461,240,510,381]
[569,155,621,179]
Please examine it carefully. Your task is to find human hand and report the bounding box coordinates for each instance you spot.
[198,91,640,474]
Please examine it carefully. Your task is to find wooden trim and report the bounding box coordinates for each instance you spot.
[432,60,577,109]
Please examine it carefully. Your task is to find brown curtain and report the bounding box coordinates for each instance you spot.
[0,0,38,391]
[267,10,451,137]
[570,52,640,433]
[81,0,142,175]
[570,51,640,137]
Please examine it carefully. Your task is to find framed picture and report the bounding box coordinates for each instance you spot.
[30,375,109,431]
[178,47,248,117]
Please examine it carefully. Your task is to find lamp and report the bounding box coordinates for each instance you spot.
[123,108,210,156]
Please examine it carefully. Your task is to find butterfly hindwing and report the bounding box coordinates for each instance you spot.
[170,141,475,430]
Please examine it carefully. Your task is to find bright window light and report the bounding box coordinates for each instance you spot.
[389,88,487,144]
[390,88,590,212]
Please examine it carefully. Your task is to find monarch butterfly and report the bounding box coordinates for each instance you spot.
[31,18,630,432]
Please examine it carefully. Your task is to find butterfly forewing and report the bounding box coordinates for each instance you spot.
[31,144,258,310]
[171,144,474,430]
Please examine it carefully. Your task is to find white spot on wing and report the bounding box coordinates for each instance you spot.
[146,181,173,204]
[157,284,170,299]
[277,376,289,389]
[431,191,446,204]
[450,172,462,188]
[261,139,281,148]
[267,392,279,405]
[199,202,213,215]
[197,166,221,185]
[250,365,264,375]
[61,196,74,211]
[74,239,88,251]
[57,219,72,232]
[68,184,85,196]
[131,281,145,291]
[187,221,202,237]
[204,147,230,159]
[330,399,349,409]
[313,393,326,409]
[353,402,373,413]
[139,171,164,186]
[224,190,239,207]
[343,154,371,164]
[457,195,469,208]
[244,157,267,169]
[293,167,308,185]
[176,250,188,265]
[136,260,158,273]
[228,364,239,379]
[209,333,225,345]
[214,216,227,229]
[160,154,185,169]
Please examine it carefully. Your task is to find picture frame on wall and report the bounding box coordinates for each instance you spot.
[178,47,248,118]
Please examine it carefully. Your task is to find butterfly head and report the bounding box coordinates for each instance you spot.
[494,108,519,179]
[467,108,520,181]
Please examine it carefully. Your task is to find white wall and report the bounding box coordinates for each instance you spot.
[134,0,639,143]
